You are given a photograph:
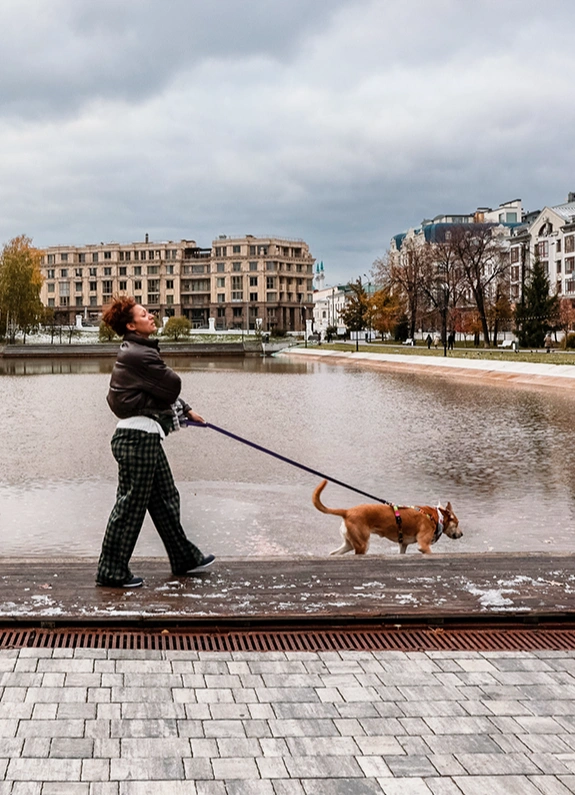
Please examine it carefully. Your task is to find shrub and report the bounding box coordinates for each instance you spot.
[162,316,191,341]
[565,333,575,349]
[99,321,118,342]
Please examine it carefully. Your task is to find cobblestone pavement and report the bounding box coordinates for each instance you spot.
[1,647,575,794]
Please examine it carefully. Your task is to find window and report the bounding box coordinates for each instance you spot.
[89,296,97,306]
[557,261,562,274]
[565,236,575,254]
[92,253,99,263]
[75,296,83,306]
[232,245,241,254]
[265,261,276,271]
[134,280,142,291]
[249,246,256,256]
[148,265,159,274]
[119,251,125,261]
[511,266,520,282]
[60,253,68,262]
[231,275,243,300]
[148,251,154,260]
[134,266,142,276]
[536,241,549,259]
[192,265,205,274]
[266,292,277,302]
[510,248,520,263]
[166,264,174,275]
[134,295,142,304]
[232,262,241,272]
[104,267,112,276]
[233,307,242,318]
[565,257,575,274]
[556,239,562,254]
[48,298,55,307]
[59,296,69,307]
[47,269,55,279]
[89,267,97,277]
[191,279,210,292]
[102,280,113,294]
[47,254,55,265]
[249,276,258,286]
[217,294,225,303]
[148,294,159,304]
[104,251,111,260]
[125,251,131,261]
[134,251,140,261]
[566,280,575,293]
[148,279,160,292]
[217,263,225,273]
[266,276,275,289]
[75,282,82,292]
[166,295,174,304]
[249,261,257,271]
[216,278,225,288]
[119,267,127,276]
[60,269,68,278]
[250,292,258,302]
[47,283,55,293]
[75,268,83,277]
[119,281,127,291]
[79,253,86,263]
[89,281,97,291]
[59,282,70,296]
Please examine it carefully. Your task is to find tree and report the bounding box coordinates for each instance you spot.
[558,298,575,347]
[162,315,191,341]
[0,235,44,343]
[514,260,559,348]
[420,236,465,352]
[370,286,404,339]
[449,224,509,347]
[339,279,367,350]
[375,240,426,340]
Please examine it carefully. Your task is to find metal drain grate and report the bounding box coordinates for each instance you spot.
[1,627,575,653]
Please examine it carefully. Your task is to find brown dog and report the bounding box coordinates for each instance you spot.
[312,479,462,555]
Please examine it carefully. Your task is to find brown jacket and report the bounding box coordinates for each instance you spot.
[106,332,191,421]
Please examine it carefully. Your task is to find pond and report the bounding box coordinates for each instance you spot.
[1,354,574,558]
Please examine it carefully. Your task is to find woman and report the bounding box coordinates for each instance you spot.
[96,297,214,588]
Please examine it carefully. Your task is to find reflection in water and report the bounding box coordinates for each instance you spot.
[0,355,574,557]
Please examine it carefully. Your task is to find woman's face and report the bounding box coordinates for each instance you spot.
[126,304,157,338]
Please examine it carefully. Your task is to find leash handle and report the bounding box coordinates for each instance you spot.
[186,420,391,505]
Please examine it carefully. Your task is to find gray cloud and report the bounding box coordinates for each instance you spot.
[1,0,574,283]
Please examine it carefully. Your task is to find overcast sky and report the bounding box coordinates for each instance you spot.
[1,0,574,284]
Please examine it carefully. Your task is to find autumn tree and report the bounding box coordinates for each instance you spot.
[558,298,575,347]
[369,286,404,339]
[0,235,44,343]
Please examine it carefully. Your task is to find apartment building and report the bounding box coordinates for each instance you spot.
[508,194,575,302]
[39,234,315,332]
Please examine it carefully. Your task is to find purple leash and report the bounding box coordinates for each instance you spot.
[186,420,391,505]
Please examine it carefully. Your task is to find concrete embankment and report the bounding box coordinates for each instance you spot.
[0,342,259,358]
[278,347,575,389]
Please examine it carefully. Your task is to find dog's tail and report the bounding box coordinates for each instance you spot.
[312,479,348,517]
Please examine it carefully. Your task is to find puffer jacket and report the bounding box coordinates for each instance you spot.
[106,332,191,422]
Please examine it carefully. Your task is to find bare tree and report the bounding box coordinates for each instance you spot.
[449,224,509,347]
[374,240,427,340]
[419,234,466,351]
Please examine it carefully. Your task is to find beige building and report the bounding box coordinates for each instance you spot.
[39,234,315,332]
[209,234,314,331]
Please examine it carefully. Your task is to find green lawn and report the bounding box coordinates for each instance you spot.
[308,342,575,366]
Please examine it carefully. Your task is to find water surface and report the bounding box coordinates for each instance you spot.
[1,355,574,558]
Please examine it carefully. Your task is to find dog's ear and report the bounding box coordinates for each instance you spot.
[446,501,453,513]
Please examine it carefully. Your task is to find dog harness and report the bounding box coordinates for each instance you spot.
[393,505,444,545]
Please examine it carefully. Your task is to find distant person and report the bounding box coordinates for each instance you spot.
[447,331,455,351]
[96,297,215,588]
[544,333,552,352]
[426,333,432,349]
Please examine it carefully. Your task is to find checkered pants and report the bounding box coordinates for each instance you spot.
[97,429,204,584]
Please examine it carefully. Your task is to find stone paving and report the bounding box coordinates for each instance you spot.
[1,647,575,793]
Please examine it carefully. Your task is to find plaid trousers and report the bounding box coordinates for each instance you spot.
[97,429,204,584]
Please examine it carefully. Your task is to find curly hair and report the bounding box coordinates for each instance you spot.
[102,295,137,337]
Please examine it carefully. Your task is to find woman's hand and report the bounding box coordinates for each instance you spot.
[187,410,206,425]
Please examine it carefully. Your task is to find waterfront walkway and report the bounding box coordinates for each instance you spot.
[279,347,575,388]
